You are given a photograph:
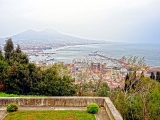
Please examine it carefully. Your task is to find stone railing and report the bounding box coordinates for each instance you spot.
[0,97,123,120]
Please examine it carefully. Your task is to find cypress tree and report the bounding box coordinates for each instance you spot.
[4,38,14,59]
[0,47,2,54]
[131,71,137,89]
[15,44,21,53]
[156,71,160,82]
[150,72,155,80]
[141,71,144,78]
[124,73,130,92]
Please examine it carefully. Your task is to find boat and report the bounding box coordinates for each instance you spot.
[35,53,38,56]
[88,51,98,56]
[46,57,54,61]
[89,52,96,56]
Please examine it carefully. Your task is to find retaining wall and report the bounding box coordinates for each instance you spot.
[0,97,123,120]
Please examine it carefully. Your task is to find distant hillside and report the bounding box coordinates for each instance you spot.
[1,28,104,44]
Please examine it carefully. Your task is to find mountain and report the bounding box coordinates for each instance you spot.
[3,28,102,43]
[11,28,63,40]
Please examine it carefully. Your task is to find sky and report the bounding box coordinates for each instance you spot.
[0,0,160,43]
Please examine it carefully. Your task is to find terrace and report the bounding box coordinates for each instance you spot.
[0,97,122,120]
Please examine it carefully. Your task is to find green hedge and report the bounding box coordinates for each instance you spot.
[6,103,18,112]
[87,103,99,114]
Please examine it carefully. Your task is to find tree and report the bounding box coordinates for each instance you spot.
[97,82,110,96]
[141,71,144,78]
[11,44,29,64]
[15,44,21,53]
[124,73,130,92]
[1,41,76,96]
[38,64,75,96]
[2,40,30,94]
[121,56,147,71]
[110,77,160,120]
[109,56,160,119]
[0,60,8,77]
[0,47,2,54]
[150,72,155,80]
[0,60,9,91]
[12,52,29,64]
[0,50,3,60]
[156,71,160,82]
[148,85,160,120]
[27,63,42,94]
[4,38,14,59]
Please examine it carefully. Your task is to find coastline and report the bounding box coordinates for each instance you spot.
[148,67,160,72]
[24,43,160,67]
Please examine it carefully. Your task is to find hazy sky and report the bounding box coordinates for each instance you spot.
[0,0,160,43]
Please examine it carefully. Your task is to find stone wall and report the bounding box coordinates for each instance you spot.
[104,98,123,120]
[0,97,104,107]
[0,97,122,120]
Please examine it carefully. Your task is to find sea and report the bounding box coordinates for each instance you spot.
[30,43,160,67]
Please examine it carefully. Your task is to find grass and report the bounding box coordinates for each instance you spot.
[3,110,96,120]
[0,92,43,97]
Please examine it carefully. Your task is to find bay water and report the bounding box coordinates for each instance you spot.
[33,43,160,67]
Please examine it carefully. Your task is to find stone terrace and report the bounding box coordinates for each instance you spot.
[0,97,123,120]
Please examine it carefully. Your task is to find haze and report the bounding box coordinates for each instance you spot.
[0,0,160,43]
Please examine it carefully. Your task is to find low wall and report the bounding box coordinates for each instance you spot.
[104,98,123,120]
[0,97,122,120]
[0,97,104,107]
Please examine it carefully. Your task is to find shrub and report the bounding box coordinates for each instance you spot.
[87,103,99,114]
[6,103,18,112]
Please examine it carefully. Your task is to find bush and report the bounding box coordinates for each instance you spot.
[6,103,18,112]
[87,103,99,114]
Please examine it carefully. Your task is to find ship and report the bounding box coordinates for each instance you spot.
[88,51,98,56]
[46,57,54,61]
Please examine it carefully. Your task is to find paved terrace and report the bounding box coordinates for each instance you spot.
[0,97,123,120]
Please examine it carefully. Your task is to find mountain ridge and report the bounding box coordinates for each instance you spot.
[6,28,97,41]
[0,28,107,45]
